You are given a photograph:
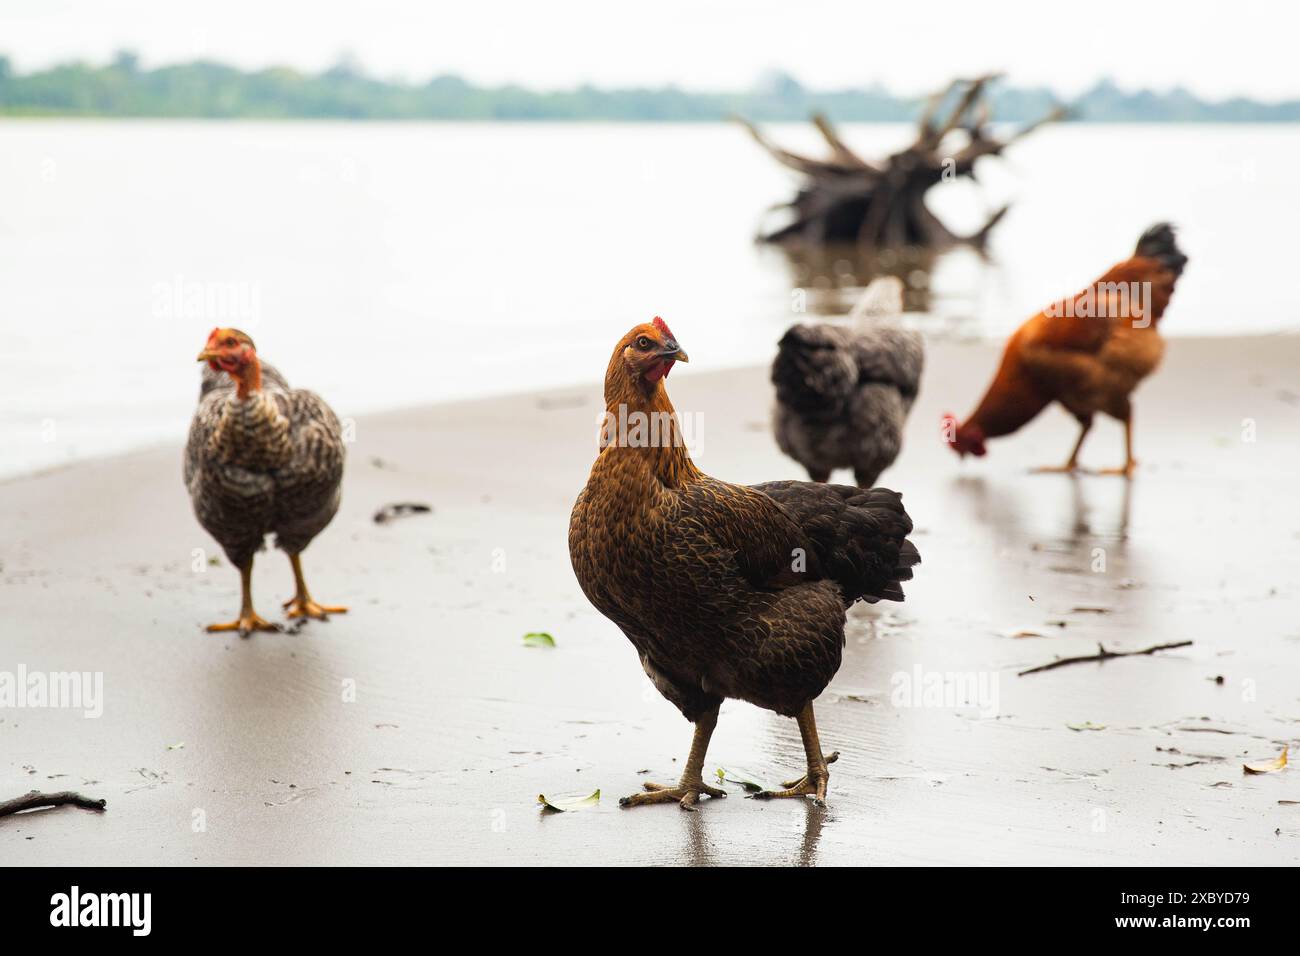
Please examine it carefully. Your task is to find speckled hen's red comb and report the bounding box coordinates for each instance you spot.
[652,316,676,339]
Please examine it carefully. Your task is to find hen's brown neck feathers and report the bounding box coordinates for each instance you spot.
[602,349,702,489]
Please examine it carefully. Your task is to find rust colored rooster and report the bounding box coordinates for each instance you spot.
[569,318,920,808]
[185,328,347,635]
[944,223,1187,475]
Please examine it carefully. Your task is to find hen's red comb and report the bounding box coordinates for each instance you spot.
[652,316,676,339]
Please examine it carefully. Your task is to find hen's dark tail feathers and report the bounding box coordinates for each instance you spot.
[1134,222,1188,278]
[756,481,921,606]
[849,487,921,604]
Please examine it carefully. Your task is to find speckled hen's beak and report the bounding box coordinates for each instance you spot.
[196,349,219,362]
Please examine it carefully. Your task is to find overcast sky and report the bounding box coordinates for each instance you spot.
[2,0,1293,100]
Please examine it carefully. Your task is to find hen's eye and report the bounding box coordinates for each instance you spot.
[636,336,652,350]
[225,338,237,347]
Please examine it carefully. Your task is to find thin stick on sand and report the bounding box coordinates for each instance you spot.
[0,791,107,819]
[1018,641,1192,677]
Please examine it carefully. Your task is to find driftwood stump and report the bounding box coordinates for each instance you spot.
[740,74,1065,251]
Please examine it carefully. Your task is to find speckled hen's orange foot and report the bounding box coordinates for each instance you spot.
[206,613,281,638]
[282,597,348,620]
[779,750,840,789]
[751,767,832,807]
[619,779,727,811]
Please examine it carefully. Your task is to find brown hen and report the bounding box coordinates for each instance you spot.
[569,318,920,808]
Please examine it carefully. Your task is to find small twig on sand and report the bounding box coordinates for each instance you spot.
[0,791,107,819]
[1018,641,1192,677]
[372,502,432,525]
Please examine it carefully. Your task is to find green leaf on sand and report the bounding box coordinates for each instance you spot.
[1066,721,1106,732]
[537,789,600,812]
[523,632,556,648]
[716,767,772,793]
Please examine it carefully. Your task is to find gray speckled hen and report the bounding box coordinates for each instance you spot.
[772,277,923,486]
[569,318,919,809]
[185,328,346,636]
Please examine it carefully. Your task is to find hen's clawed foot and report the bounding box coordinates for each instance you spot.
[1096,460,1137,478]
[751,752,837,807]
[778,750,839,789]
[282,596,348,620]
[750,774,831,807]
[1031,463,1079,475]
[206,612,281,638]
[619,779,727,812]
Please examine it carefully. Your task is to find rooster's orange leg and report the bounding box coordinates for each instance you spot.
[206,561,281,637]
[1097,415,1137,477]
[283,552,348,620]
[751,702,835,806]
[620,705,727,811]
[1032,418,1092,474]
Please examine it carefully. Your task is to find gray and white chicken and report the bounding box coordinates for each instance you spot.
[185,327,347,636]
[771,277,924,487]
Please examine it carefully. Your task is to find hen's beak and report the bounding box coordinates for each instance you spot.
[196,349,218,362]
[660,342,689,363]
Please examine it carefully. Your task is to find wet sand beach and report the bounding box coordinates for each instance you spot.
[3,335,1299,865]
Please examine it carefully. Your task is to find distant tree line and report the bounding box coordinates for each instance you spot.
[0,55,1296,122]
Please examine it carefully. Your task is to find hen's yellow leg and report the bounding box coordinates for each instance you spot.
[283,552,348,620]
[780,749,840,789]
[752,702,835,806]
[207,561,280,637]
[1097,415,1137,477]
[1032,420,1091,474]
[620,706,727,811]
